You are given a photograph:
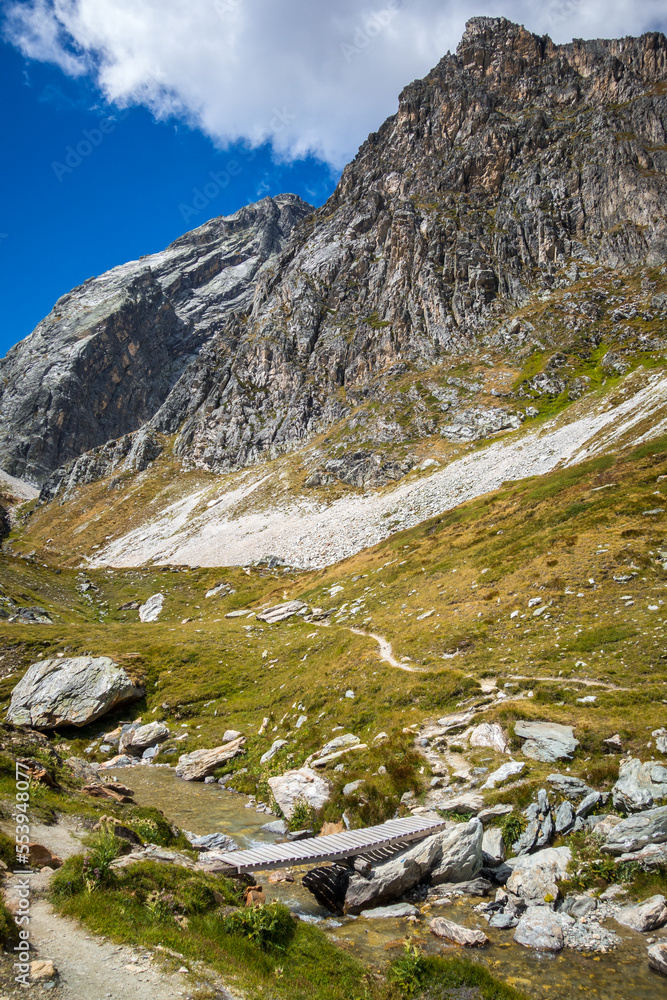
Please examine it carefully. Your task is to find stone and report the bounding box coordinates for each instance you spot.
[27,844,63,869]
[561,895,597,919]
[434,793,484,814]
[430,819,483,885]
[602,806,667,854]
[467,723,510,755]
[82,783,134,804]
[505,846,571,881]
[360,903,419,919]
[98,754,135,769]
[547,774,593,799]
[120,722,169,755]
[489,912,518,929]
[185,832,239,852]
[139,594,164,622]
[268,767,332,820]
[223,729,243,742]
[430,916,488,947]
[576,790,602,818]
[604,734,623,752]
[175,737,246,781]
[612,758,667,813]
[514,907,564,951]
[433,878,494,897]
[256,600,307,623]
[65,756,101,784]
[343,779,364,797]
[506,860,561,908]
[481,760,525,789]
[260,739,288,764]
[482,827,505,866]
[615,895,667,932]
[311,734,360,760]
[345,833,442,913]
[261,819,288,835]
[648,942,667,976]
[477,804,513,823]
[515,721,578,762]
[30,960,56,981]
[7,656,143,728]
[555,800,575,834]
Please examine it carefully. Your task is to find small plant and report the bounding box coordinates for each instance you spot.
[288,798,314,832]
[388,943,427,996]
[221,902,295,951]
[81,829,122,891]
[501,812,524,847]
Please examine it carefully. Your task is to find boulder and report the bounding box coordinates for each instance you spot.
[139,593,164,622]
[260,739,288,764]
[648,942,667,976]
[256,600,307,623]
[27,844,63,869]
[514,907,564,951]
[344,834,442,913]
[261,819,288,835]
[482,828,505,866]
[310,733,360,760]
[506,861,560,908]
[547,774,592,799]
[120,722,169,756]
[602,806,667,854]
[467,723,510,755]
[615,895,667,932]
[515,721,578,762]
[430,819,483,885]
[360,903,419,919]
[612,758,667,813]
[175,737,246,781]
[7,656,143,728]
[481,760,525,789]
[434,793,484,814]
[576,790,602,818]
[65,756,101,784]
[561,895,597,919]
[223,729,242,742]
[430,916,488,947]
[555,800,575,834]
[505,846,571,878]
[98,754,135,769]
[432,878,494,897]
[268,766,331,819]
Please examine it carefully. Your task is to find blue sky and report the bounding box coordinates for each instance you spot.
[2,0,666,358]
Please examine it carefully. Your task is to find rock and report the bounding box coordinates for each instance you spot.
[345,834,442,913]
[65,756,102,784]
[361,903,419,919]
[7,656,143,728]
[311,744,367,767]
[267,869,294,883]
[430,819,483,885]
[223,729,243,742]
[467,723,510,755]
[433,878,494,897]
[515,721,578,762]
[343,779,364,797]
[185,831,239,852]
[514,907,564,951]
[615,895,667,932]
[256,600,307,623]
[602,806,667,854]
[482,828,505,866]
[612,758,667,813]
[506,860,561,908]
[310,734,360,760]
[98,754,135,769]
[268,767,332,820]
[319,821,345,836]
[175,737,246,780]
[576,790,602,818]
[648,942,667,976]
[604,734,623,752]
[261,819,288,835]
[547,774,593,799]
[111,845,199,871]
[481,760,525,789]
[434,793,484,814]
[489,912,518,929]
[430,916,488,947]
[119,722,169,755]
[555,800,575,834]
[27,844,63,869]
[561,895,597,919]
[30,960,56,981]
[82,783,134,804]
[139,594,164,622]
[260,739,288,764]
[477,804,513,823]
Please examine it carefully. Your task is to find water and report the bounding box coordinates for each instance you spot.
[115,765,667,999]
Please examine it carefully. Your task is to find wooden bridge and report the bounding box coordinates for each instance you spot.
[210,815,450,875]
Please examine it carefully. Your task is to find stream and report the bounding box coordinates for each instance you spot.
[114,765,665,1000]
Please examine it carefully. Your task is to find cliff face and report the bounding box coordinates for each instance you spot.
[0,194,312,484]
[4,18,667,496]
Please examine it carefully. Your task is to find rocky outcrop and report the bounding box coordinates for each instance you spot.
[174,737,246,780]
[429,819,483,885]
[611,758,667,812]
[602,806,667,854]
[0,194,312,485]
[7,656,143,728]
[267,766,332,819]
[344,832,442,914]
[615,894,667,932]
[10,19,667,498]
[515,721,578,762]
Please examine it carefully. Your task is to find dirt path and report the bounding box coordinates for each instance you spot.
[348,628,422,672]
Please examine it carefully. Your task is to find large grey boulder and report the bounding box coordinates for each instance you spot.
[615,895,667,932]
[267,766,332,819]
[175,737,246,781]
[430,916,488,947]
[506,860,561,908]
[648,942,667,976]
[547,774,593,799]
[344,833,442,914]
[515,721,578,762]
[7,657,143,728]
[481,761,525,789]
[482,828,505,866]
[430,819,483,885]
[513,907,564,951]
[120,722,169,756]
[602,806,667,854]
[611,758,667,813]
[256,601,307,623]
[139,594,164,622]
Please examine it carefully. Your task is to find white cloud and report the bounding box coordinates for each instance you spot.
[5,0,667,167]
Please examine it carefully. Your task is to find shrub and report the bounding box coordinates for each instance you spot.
[220,902,295,951]
[387,943,427,996]
[0,900,19,948]
[50,855,87,899]
[501,813,524,848]
[289,799,315,832]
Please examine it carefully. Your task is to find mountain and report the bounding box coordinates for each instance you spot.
[3,16,667,522]
[0,194,312,485]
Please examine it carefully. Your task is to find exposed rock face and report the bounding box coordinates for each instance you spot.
[175,737,246,781]
[267,766,332,819]
[601,806,667,854]
[430,819,483,884]
[9,19,667,499]
[615,894,667,932]
[7,656,143,728]
[0,194,311,485]
[515,720,578,762]
[611,758,667,812]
